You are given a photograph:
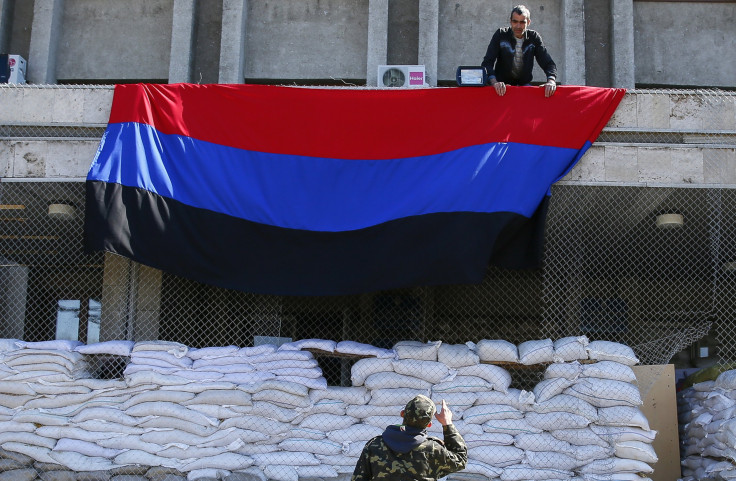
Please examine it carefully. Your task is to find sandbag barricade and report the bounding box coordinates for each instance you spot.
[0,337,654,481]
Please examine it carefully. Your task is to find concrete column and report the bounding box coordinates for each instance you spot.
[218,0,246,84]
[27,0,64,84]
[418,0,439,86]
[610,0,635,89]
[100,252,132,341]
[0,0,14,54]
[133,264,163,341]
[562,0,586,86]
[168,0,197,83]
[366,0,388,87]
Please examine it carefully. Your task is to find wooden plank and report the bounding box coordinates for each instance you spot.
[633,364,680,481]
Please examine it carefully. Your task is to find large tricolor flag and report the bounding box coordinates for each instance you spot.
[85,83,624,296]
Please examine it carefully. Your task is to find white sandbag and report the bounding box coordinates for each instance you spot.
[24,391,97,410]
[95,434,164,453]
[125,370,192,387]
[0,381,36,396]
[430,392,477,412]
[573,444,614,463]
[365,372,432,390]
[544,362,582,380]
[335,341,394,359]
[300,413,358,431]
[131,350,193,367]
[578,457,653,474]
[13,410,72,427]
[363,415,401,429]
[475,389,534,411]
[251,452,320,466]
[184,390,252,407]
[249,400,303,423]
[238,379,309,397]
[394,340,442,361]
[310,399,347,415]
[533,377,575,403]
[500,464,573,481]
[75,420,144,435]
[475,340,518,363]
[72,407,142,426]
[351,358,395,386]
[36,425,119,443]
[461,459,503,478]
[327,424,383,443]
[586,341,639,366]
[220,414,291,435]
[233,466,268,481]
[432,376,493,394]
[188,468,232,480]
[1,371,73,383]
[518,339,554,365]
[1,442,56,464]
[0,338,21,352]
[551,428,609,447]
[15,340,83,351]
[297,465,340,479]
[191,357,254,370]
[245,350,314,363]
[0,420,40,440]
[531,394,598,421]
[279,338,336,352]
[463,432,515,447]
[187,403,241,419]
[597,406,650,430]
[514,432,574,454]
[438,343,479,368]
[346,404,403,418]
[456,364,511,393]
[290,426,327,440]
[553,336,589,362]
[716,370,736,390]
[614,441,658,464]
[126,401,219,426]
[138,416,219,437]
[186,345,240,360]
[309,386,370,405]
[183,452,255,472]
[590,424,657,444]
[53,438,123,458]
[252,359,319,371]
[4,348,84,366]
[581,361,637,383]
[275,375,327,390]
[132,340,188,357]
[463,404,523,423]
[526,450,581,470]
[0,431,56,449]
[27,382,90,395]
[369,387,430,406]
[114,450,181,469]
[252,389,311,409]
[392,359,452,384]
[263,465,298,481]
[220,372,278,384]
[279,438,344,455]
[315,454,360,468]
[526,411,591,430]
[238,344,278,357]
[564,378,643,407]
[159,440,245,460]
[482,418,543,435]
[467,445,524,467]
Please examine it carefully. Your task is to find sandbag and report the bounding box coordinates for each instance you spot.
[351,358,394,386]
[392,359,452,384]
[475,340,518,363]
[438,343,479,368]
[518,339,554,365]
[586,341,639,366]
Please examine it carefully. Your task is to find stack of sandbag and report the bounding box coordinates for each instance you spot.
[678,370,736,481]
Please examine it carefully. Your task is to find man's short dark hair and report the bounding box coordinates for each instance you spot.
[510,4,531,21]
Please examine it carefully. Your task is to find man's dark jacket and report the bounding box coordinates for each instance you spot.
[481,27,557,86]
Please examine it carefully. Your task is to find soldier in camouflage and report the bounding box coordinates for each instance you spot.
[352,395,467,481]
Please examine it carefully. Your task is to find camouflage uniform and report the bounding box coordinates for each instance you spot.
[351,395,467,481]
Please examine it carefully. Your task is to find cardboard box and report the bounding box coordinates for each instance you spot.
[8,55,26,84]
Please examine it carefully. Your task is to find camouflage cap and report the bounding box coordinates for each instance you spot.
[403,394,436,428]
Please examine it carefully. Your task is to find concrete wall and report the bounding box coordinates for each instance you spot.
[633,2,736,88]
[1,0,734,87]
[57,0,173,82]
[244,0,369,81]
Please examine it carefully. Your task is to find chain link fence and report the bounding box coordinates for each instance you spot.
[0,86,735,480]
